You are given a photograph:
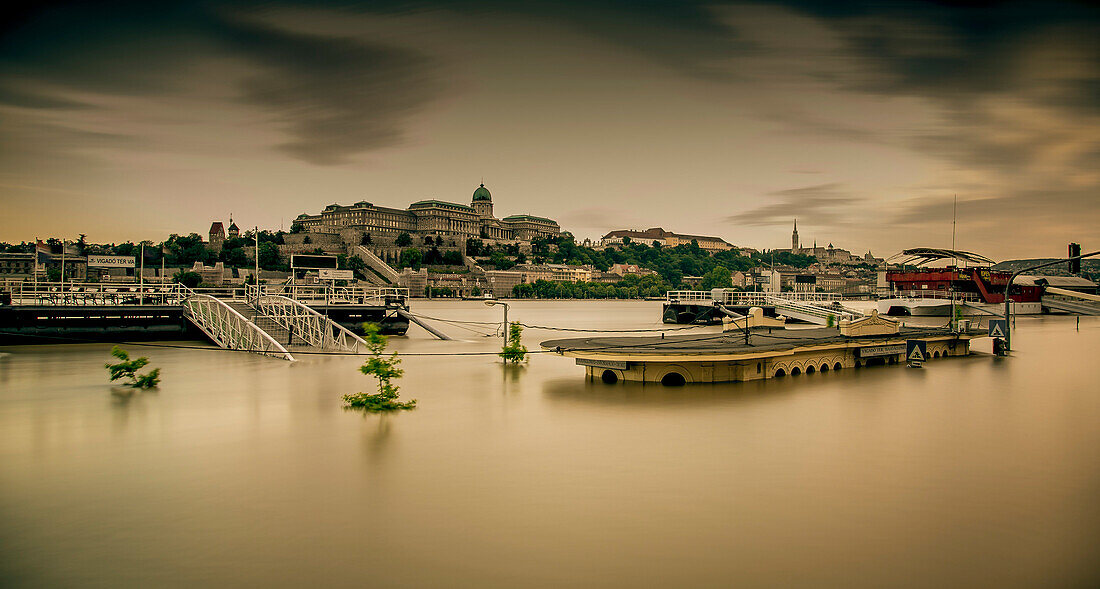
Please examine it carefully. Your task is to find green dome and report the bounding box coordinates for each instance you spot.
[472,183,492,202]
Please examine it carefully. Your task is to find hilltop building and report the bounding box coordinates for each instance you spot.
[293,183,560,242]
[599,227,734,252]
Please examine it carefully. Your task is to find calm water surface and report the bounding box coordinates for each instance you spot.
[1,301,1098,588]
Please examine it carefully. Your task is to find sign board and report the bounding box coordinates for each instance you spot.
[576,359,629,370]
[87,255,135,268]
[906,340,927,363]
[988,319,1007,338]
[857,344,905,358]
[291,254,338,269]
[319,269,353,280]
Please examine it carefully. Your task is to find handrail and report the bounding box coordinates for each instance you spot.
[254,293,368,353]
[181,293,295,361]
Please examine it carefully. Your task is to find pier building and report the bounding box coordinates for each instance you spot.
[543,310,978,385]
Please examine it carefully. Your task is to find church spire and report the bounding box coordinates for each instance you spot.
[792,219,800,253]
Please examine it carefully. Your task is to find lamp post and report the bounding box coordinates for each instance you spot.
[485,300,509,346]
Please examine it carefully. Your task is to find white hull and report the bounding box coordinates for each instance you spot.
[878,298,1041,317]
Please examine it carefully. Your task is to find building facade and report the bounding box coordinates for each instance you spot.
[599,227,735,252]
[294,183,561,242]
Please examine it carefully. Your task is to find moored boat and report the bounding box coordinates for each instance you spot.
[877,248,1043,316]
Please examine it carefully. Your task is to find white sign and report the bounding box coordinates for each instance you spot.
[319,269,353,280]
[87,255,135,268]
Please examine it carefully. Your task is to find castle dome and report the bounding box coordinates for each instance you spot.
[472,183,492,202]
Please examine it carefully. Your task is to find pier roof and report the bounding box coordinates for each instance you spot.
[542,326,969,359]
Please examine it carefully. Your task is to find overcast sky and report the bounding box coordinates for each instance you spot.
[1,1,1097,259]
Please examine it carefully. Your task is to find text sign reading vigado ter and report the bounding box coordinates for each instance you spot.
[857,344,905,358]
[87,255,136,268]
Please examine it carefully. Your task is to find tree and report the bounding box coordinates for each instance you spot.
[400,248,423,270]
[699,266,733,290]
[490,251,514,270]
[499,322,528,363]
[423,235,434,246]
[257,242,280,269]
[360,233,372,245]
[289,222,304,234]
[302,235,311,244]
[442,250,464,266]
[346,256,367,278]
[395,232,412,247]
[105,346,160,389]
[342,323,415,411]
[172,270,202,288]
[622,236,632,246]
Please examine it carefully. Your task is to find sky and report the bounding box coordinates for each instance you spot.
[1,0,1097,260]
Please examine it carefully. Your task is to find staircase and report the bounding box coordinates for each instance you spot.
[353,246,400,284]
[763,294,864,325]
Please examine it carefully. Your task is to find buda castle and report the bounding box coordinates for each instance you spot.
[294,183,560,243]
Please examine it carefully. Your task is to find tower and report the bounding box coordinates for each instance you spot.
[792,219,800,254]
[471,183,493,220]
[227,216,240,239]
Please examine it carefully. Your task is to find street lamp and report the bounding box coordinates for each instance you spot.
[485,300,509,345]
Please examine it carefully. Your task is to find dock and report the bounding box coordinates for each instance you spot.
[0,282,411,360]
[543,310,979,385]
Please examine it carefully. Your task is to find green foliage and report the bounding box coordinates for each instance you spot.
[826,314,836,328]
[46,268,62,281]
[173,270,202,288]
[395,232,413,247]
[399,248,423,270]
[490,251,514,270]
[343,323,416,411]
[510,273,669,299]
[105,346,160,389]
[699,266,733,290]
[290,222,304,234]
[499,322,528,363]
[752,250,818,268]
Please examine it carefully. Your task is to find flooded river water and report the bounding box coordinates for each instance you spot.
[1,301,1098,587]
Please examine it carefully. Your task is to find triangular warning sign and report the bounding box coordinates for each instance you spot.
[908,346,925,362]
[989,324,1005,337]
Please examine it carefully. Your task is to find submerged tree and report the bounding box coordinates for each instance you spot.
[343,323,416,411]
[499,322,528,364]
[105,346,161,389]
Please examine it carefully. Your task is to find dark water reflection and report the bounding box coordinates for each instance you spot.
[1,301,1098,588]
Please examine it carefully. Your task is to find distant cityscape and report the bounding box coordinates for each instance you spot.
[1,181,1041,299]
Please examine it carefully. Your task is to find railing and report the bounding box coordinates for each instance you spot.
[1,281,407,308]
[2,282,193,306]
[883,291,983,303]
[254,284,408,307]
[353,245,401,282]
[250,290,368,353]
[180,291,295,361]
[666,290,846,305]
[762,294,861,324]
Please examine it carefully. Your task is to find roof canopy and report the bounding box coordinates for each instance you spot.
[886,247,995,266]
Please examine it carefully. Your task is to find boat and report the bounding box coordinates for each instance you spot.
[877,248,1043,317]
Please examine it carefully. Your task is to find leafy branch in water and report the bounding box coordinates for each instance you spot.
[343,323,416,411]
[105,346,161,389]
[499,321,528,363]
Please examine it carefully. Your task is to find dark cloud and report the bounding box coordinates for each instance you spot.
[0,1,445,164]
[726,183,862,226]
[213,17,442,164]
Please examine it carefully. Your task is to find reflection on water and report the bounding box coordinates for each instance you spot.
[1,301,1098,588]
